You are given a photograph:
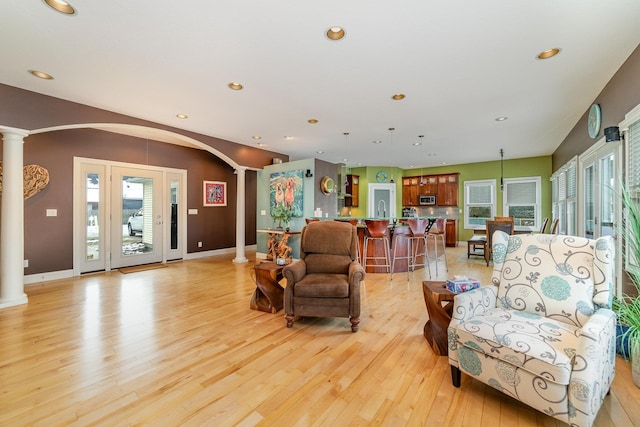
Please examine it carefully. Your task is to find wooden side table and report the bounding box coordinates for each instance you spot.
[250,262,285,313]
[422,281,455,356]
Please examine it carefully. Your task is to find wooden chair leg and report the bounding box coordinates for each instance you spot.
[285,314,294,328]
[350,317,360,332]
[451,366,461,387]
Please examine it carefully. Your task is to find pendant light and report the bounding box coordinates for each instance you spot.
[343,132,350,188]
[389,128,395,183]
[419,135,425,184]
[500,149,505,191]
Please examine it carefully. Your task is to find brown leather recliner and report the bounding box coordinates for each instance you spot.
[283,221,366,332]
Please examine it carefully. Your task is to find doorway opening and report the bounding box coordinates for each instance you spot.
[74,158,186,274]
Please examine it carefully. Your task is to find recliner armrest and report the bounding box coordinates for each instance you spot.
[282,259,306,284]
[348,261,365,285]
[450,285,498,325]
[569,308,617,427]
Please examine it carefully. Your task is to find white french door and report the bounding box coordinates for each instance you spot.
[110,167,164,269]
[74,158,186,274]
[578,140,621,240]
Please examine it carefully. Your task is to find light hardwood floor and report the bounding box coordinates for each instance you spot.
[1,244,639,426]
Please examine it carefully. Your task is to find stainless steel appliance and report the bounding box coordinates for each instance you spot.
[419,195,436,206]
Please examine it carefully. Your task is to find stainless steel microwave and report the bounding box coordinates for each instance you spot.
[419,195,436,205]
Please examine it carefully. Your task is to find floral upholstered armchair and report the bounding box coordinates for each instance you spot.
[448,232,616,427]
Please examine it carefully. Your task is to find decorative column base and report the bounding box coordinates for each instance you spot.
[0,294,28,309]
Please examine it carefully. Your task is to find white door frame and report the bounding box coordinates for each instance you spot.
[73,157,187,275]
[577,138,622,295]
[367,183,397,218]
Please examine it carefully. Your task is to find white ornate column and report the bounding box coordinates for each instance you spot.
[0,126,29,309]
[233,166,248,264]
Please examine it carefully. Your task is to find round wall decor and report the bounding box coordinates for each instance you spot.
[320,176,335,195]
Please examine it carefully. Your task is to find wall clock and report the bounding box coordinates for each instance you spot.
[375,171,388,183]
[588,103,601,139]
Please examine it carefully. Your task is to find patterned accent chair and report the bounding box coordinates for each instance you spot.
[448,232,616,427]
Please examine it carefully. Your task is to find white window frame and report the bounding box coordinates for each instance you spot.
[551,157,577,235]
[621,103,640,275]
[464,179,496,230]
[502,176,541,232]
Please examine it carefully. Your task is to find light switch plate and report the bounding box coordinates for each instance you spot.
[46,209,57,217]
[188,209,198,215]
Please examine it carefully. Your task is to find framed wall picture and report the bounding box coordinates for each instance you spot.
[269,169,303,217]
[203,181,226,207]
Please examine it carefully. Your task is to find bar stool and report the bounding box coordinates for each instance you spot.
[426,218,448,276]
[334,219,360,263]
[390,225,412,280]
[363,219,391,274]
[407,218,431,277]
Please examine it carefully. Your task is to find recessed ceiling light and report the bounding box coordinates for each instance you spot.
[252,135,262,139]
[495,116,508,121]
[316,150,324,154]
[43,0,76,15]
[357,163,362,166]
[308,119,318,123]
[537,48,561,60]
[257,142,265,147]
[28,70,54,80]
[391,94,405,100]
[176,113,188,119]
[283,136,293,140]
[228,82,243,90]
[343,158,348,162]
[413,142,422,146]
[326,26,346,41]
[373,140,382,144]
[441,162,447,165]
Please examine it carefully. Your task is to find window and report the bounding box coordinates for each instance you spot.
[551,157,577,235]
[464,179,496,229]
[503,177,541,231]
[625,116,640,270]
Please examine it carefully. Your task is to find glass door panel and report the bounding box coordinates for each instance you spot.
[111,167,163,268]
[79,164,106,273]
[584,164,595,238]
[600,153,615,238]
[166,171,184,261]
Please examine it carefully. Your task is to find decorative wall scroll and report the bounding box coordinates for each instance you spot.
[0,162,50,200]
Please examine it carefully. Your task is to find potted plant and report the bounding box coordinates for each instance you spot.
[271,205,292,230]
[613,184,640,387]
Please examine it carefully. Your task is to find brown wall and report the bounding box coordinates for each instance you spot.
[0,85,288,275]
[552,44,640,169]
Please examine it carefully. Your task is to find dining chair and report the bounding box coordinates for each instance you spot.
[484,220,514,266]
[539,217,550,233]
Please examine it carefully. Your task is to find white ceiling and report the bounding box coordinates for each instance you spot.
[2,1,640,169]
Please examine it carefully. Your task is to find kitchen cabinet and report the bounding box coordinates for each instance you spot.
[402,177,419,206]
[436,174,459,206]
[419,176,438,196]
[445,219,457,247]
[345,174,359,207]
[403,173,458,207]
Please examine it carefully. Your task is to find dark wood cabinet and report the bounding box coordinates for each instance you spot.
[419,176,438,196]
[445,219,457,247]
[345,174,359,207]
[402,177,419,206]
[403,173,458,207]
[436,174,459,206]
